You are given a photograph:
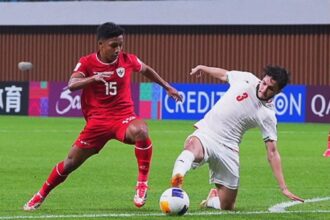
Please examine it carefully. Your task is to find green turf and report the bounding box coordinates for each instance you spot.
[0,116,329,219]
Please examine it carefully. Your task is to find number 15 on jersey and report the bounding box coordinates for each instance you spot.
[105,82,117,95]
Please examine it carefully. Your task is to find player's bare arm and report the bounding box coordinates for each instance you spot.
[68,71,111,91]
[265,140,304,202]
[189,65,228,81]
[140,63,182,102]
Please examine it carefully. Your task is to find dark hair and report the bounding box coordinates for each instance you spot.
[96,22,125,41]
[263,65,291,90]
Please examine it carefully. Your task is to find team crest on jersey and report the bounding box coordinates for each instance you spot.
[116,67,125,78]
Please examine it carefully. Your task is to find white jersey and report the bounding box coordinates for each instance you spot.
[194,70,277,152]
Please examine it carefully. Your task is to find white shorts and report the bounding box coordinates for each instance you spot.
[187,129,240,190]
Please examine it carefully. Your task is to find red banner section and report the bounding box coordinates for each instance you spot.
[29,81,48,116]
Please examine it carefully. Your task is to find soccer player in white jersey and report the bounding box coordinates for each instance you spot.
[171,65,304,210]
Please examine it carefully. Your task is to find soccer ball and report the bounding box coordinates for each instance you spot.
[159,187,190,216]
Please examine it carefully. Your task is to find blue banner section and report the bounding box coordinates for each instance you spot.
[162,83,229,120]
[273,85,306,122]
[162,83,306,122]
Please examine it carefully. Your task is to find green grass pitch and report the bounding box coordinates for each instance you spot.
[0,116,329,220]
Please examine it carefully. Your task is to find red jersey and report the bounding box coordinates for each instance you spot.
[73,52,142,119]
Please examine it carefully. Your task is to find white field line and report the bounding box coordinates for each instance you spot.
[1,196,329,219]
[1,210,330,220]
[268,196,330,212]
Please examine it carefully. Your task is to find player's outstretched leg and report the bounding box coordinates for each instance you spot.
[134,138,152,207]
[23,161,68,211]
[171,150,195,188]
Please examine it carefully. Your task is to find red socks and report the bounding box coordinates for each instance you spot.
[39,161,68,197]
[135,138,152,182]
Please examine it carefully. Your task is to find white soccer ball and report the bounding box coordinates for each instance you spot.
[18,61,33,71]
[159,187,190,216]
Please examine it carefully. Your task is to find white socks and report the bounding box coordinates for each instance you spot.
[172,150,195,177]
[207,197,221,209]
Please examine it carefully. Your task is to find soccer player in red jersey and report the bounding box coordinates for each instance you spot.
[23,22,182,211]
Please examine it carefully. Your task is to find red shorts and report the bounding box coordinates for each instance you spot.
[73,115,138,151]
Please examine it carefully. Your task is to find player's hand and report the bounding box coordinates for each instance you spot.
[94,72,112,84]
[167,86,183,102]
[282,187,304,202]
[189,65,203,78]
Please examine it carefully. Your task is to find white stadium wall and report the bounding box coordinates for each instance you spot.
[0,0,330,26]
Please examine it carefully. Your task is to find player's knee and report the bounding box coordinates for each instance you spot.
[184,138,204,161]
[137,128,149,140]
[132,125,149,140]
[126,120,150,142]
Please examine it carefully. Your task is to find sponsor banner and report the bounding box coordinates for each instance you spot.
[306,86,330,123]
[0,82,29,115]
[131,82,140,115]
[3,81,328,123]
[29,81,49,116]
[161,83,229,120]
[161,83,306,122]
[48,82,82,117]
[273,85,306,122]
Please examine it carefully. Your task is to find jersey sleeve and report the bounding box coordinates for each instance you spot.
[128,54,143,72]
[258,111,278,142]
[227,71,259,85]
[73,56,89,77]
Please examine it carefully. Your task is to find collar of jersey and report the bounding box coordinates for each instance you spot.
[95,53,118,65]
